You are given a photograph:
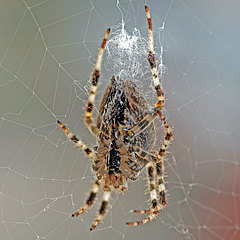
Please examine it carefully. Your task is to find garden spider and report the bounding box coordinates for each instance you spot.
[57,6,173,231]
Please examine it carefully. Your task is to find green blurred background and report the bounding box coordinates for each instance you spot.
[0,0,239,239]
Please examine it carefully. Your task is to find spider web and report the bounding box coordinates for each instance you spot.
[0,0,239,239]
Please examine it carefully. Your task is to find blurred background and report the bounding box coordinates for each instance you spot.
[0,0,239,239]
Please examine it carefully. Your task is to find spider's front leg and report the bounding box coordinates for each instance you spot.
[85,28,110,136]
[145,5,174,150]
[57,120,93,158]
[145,5,165,111]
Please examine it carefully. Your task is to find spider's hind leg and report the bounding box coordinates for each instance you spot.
[133,162,158,214]
[156,159,167,206]
[126,153,167,226]
[90,191,111,231]
[72,179,101,217]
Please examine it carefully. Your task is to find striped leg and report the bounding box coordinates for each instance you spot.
[126,114,171,226]
[132,162,157,214]
[124,110,158,142]
[133,146,168,206]
[57,120,93,158]
[122,109,172,162]
[129,112,173,165]
[157,111,173,162]
[90,191,111,231]
[126,162,165,226]
[145,4,173,186]
[145,6,165,110]
[125,6,172,227]
[85,28,111,136]
[126,146,169,226]
[126,203,163,226]
[72,179,101,217]
[156,160,167,206]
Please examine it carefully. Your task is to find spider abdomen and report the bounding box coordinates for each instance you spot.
[94,77,156,181]
[97,77,156,150]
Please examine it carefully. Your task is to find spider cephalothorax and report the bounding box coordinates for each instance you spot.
[57,6,173,231]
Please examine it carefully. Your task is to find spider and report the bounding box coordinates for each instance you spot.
[57,6,173,231]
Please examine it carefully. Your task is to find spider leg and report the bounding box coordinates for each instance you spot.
[57,120,93,158]
[145,4,173,179]
[132,136,171,167]
[126,159,166,226]
[123,109,173,162]
[130,116,173,167]
[124,6,173,153]
[156,158,167,206]
[123,110,158,142]
[131,145,168,206]
[132,145,155,159]
[131,144,168,207]
[119,6,173,146]
[156,111,173,162]
[90,191,111,231]
[126,161,163,226]
[145,6,164,110]
[72,179,100,217]
[85,28,110,136]
[133,162,157,214]
[126,205,162,226]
